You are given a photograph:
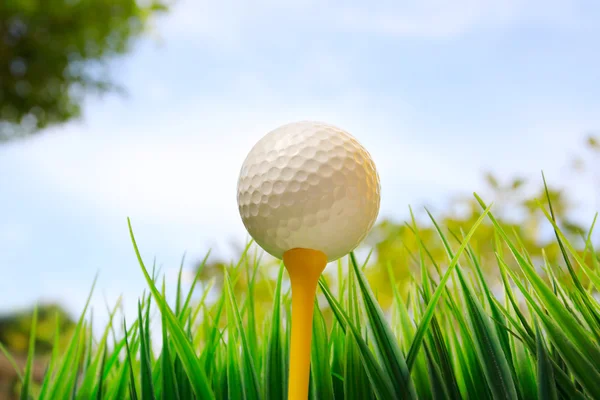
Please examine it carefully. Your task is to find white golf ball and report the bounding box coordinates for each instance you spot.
[237,121,381,262]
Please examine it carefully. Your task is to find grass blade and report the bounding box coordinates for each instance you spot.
[406,204,491,370]
[456,267,518,400]
[128,218,215,400]
[310,300,334,399]
[138,300,156,400]
[224,268,261,400]
[349,252,417,399]
[20,305,38,400]
[535,319,558,400]
[318,277,396,400]
[265,264,286,400]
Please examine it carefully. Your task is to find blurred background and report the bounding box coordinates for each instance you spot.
[1,0,599,396]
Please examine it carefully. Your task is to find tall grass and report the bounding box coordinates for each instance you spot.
[5,190,600,399]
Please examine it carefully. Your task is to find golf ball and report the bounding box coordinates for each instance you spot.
[237,121,380,262]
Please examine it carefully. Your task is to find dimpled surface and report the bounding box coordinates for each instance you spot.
[237,121,381,262]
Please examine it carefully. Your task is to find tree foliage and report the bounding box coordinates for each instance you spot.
[0,303,75,356]
[0,0,168,142]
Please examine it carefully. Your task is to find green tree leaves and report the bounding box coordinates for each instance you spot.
[0,0,168,141]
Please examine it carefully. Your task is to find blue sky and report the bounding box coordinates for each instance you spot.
[1,0,599,330]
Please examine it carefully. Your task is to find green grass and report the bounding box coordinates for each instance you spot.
[6,190,600,400]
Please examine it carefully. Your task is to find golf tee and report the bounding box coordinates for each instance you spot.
[283,248,328,400]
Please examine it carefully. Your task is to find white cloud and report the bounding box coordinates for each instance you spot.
[161,0,586,42]
[161,0,318,44]
[337,0,583,37]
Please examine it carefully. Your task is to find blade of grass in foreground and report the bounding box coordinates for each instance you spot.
[77,299,122,400]
[318,277,396,400]
[447,322,479,399]
[539,206,600,291]
[71,322,89,400]
[46,275,98,400]
[429,208,517,399]
[20,304,38,400]
[244,254,260,366]
[37,311,62,399]
[161,280,180,400]
[386,262,429,398]
[494,259,586,400]
[446,293,490,400]
[178,251,211,323]
[406,204,491,370]
[420,267,461,400]
[349,252,417,399]
[310,300,334,399]
[535,319,558,400]
[513,333,536,400]
[464,241,514,372]
[94,347,107,400]
[123,320,139,400]
[344,329,374,400]
[474,195,600,375]
[265,264,286,400]
[538,178,600,329]
[138,300,156,400]
[106,343,130,399]
[536,305,600,398]
[541,173,587,294]
[498,258,600,398]
[330,323,345,400]
[226,319,243,400]
[344,258,374,400]
[423,342,450,400]
[201,295,226,377]
[128,218,215,400]
[456,267,518,400]
[224,268,261,400]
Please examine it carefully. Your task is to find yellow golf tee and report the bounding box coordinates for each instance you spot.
[283,248,328,400]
